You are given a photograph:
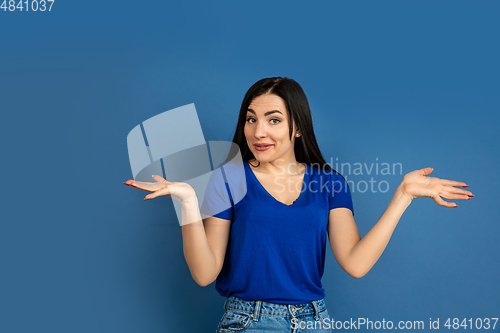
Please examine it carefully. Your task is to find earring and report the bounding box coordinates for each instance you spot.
[296,133,300,137]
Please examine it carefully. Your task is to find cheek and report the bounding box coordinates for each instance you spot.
[278,131,292,144]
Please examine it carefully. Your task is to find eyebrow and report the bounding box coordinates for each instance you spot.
[247,109,283,116]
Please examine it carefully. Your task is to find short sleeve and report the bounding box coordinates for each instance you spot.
[200,166,234,220]
[329,172,354,215]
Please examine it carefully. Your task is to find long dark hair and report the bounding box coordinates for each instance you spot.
[231,77,339,174]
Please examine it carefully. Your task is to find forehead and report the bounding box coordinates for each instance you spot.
[248,94,288,114]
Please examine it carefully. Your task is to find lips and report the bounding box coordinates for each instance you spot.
[254,143,273,151]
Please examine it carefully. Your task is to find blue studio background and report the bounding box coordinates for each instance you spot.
[1,1,499,332]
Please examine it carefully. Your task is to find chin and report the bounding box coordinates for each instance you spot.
[252,155,280,164]
[250,154,269,164]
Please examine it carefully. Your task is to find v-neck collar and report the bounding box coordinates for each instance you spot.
[244,161,309,207]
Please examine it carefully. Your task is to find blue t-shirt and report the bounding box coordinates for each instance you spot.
[200,160,354,305]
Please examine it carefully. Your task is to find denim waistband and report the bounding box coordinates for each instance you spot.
[224,296,327,320]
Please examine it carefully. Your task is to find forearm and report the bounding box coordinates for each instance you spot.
[347,184,412,278]
[180,198,218,286]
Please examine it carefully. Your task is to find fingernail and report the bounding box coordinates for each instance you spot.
[144,198,149,201]
[463,185,469,187]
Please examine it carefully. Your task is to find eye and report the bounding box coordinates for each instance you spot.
[270,118,281,125]
[246,117,256,124]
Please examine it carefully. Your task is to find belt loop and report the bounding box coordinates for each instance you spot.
[224,297,228,311]
[311,300,320,320]
[288,305,297,333]
[251,300,262,321]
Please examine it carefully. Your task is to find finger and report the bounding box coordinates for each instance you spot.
[128,181,152,191]
[145,192,169,200]
[445,187,474,197]
[144,187,171,200]
[420,167,434,176]
[133,180,154,186]
[433,195,458,208]
[126,180,164,192]
[133,180,163,188]
[152,175,167,185]
[123,180,142,188]
[440,191,471,201]
[440,179,468,187]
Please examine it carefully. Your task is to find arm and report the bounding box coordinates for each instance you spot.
[180,197,231,287]
[124,176,231,287]
[328,167,473,279]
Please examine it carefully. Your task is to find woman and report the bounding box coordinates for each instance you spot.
[124,77,473,332]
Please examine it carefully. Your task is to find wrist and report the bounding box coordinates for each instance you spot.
[394,182,413,207]
[180,195,198,206]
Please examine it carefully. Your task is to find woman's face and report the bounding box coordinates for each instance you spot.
[244,93,299,165]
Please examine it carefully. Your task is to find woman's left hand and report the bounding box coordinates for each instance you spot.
[400,167,474,207]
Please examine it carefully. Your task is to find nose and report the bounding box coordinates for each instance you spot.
[254,121,268,139]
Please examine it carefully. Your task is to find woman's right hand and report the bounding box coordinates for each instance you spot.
[123,175,196,204]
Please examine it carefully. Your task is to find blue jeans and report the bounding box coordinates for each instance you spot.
[216,296,334,332]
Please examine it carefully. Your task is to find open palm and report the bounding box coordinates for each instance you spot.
[401,167,473,207]
[124,175,196,204]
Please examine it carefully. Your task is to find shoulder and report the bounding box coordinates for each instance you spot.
[205,160,245,189]
[218,160,247,203]
[223,161,246,183]
[307,164,345,180]
[307,164,350,191]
